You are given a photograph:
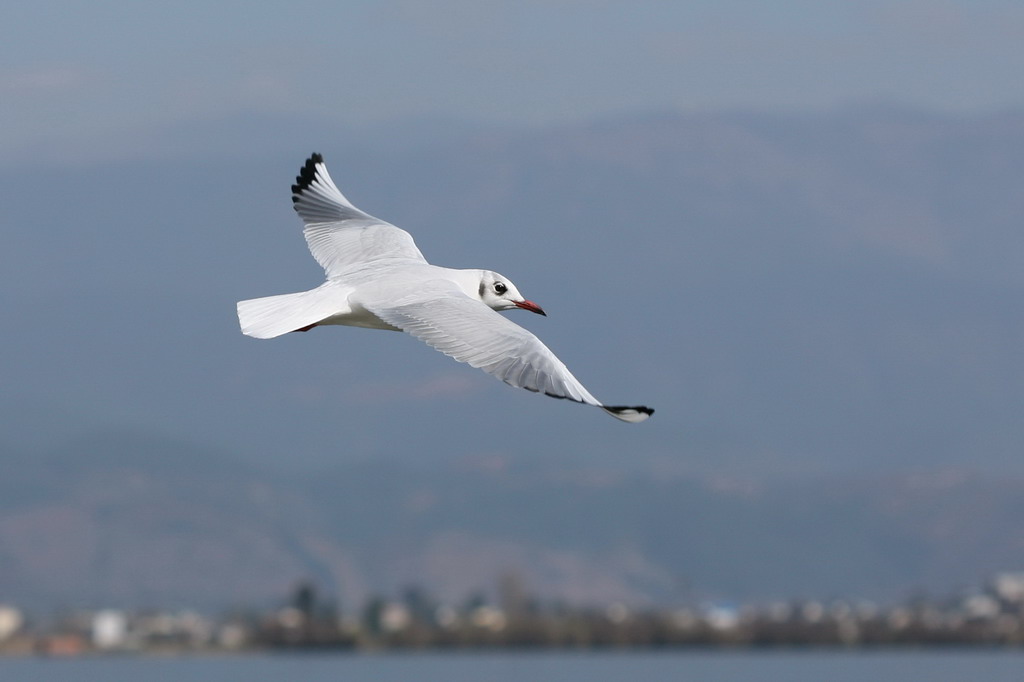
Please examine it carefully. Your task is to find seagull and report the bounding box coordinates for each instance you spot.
[237,153,653,422]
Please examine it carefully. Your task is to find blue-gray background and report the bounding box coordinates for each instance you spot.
[2,1,1023,609]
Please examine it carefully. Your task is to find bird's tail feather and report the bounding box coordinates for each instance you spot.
[237,285,343,339]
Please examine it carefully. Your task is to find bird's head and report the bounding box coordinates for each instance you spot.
[477,270,546,316]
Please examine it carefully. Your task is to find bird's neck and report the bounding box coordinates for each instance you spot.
[444,268,487,302]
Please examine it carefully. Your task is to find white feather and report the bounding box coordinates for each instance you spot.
[237,282,350,339]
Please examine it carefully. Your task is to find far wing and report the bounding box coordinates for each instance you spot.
[358,281,653,422]
[291,153,426,277]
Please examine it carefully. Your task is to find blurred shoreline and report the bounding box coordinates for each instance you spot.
[3,573,1023,657]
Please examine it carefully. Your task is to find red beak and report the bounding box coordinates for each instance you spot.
[514,299,547,316]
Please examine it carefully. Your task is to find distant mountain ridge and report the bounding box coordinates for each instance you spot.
[1,432,1022,612]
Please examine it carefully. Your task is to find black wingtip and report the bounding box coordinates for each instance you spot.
[607,405,654,416]
[292,153,324,200]
[542,392,654,422]
[604,405,655,423]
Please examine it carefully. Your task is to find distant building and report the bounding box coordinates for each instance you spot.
[991,573,1024,605]
[0,606,23,641]
[92,610,128,649]
[703,602,740,630]
[380,602,411,633]
[469,605,507,631]
[963,594,1000,620]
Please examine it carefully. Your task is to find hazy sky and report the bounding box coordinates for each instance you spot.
[3,1,1024,477]
[4,0,1024,161]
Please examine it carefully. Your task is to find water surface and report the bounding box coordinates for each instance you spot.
[2,649,1022,682]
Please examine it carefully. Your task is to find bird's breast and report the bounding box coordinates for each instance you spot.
[316,307,401,331]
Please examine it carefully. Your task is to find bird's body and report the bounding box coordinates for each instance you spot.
[237,154,653,422]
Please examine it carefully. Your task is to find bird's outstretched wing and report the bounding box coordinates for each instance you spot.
[292,153,426,277]
[357,281,653,422]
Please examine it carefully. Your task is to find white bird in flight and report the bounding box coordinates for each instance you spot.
[237,154,653,422]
